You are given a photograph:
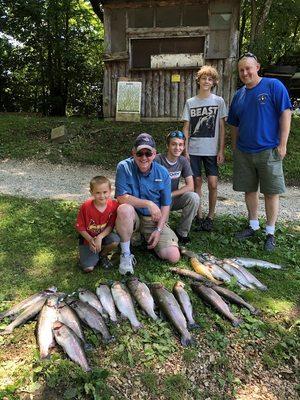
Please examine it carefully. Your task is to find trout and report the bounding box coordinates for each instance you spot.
[0,287,57,321]
[151,283,193,346]
[172,281,199,329]
[37,296,59,358]
[127,277,158,321]
[96,284,118,324]
[191,282,242,327]
[111,282,143,331]
[53,321,91,372]
[190,257,222,285]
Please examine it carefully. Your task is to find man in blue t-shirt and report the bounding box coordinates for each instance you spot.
[115,133,180,275]
[227,52,292,252]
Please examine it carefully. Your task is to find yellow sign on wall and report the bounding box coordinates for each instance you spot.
[171,74,181,83]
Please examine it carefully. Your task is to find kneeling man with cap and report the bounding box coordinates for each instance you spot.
[115,133,180,275]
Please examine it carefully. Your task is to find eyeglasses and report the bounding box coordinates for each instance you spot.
[136,150,153,158]
[167,131,185,140]
[238,52,258,61]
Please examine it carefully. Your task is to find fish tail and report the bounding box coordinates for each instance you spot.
[232,318,243,327]
[132,322,143,332]
[180,334,194,347]
[103,335,116,344]
[84,342,94,350]
[188,322,201,330]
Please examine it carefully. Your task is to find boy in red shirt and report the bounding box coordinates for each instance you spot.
[75,176,120,272]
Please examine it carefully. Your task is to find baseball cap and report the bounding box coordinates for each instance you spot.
[134,133,156,152]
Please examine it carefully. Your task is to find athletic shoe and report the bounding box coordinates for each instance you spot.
[201,217,214,232]
[194,216,205,232]
[235,227,257,240]
[264,234,276,252]
[119,254,136,275]
[99,255,113,269]
[175,230,191,244]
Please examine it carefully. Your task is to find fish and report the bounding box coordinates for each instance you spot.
[220,262,256,289]
[208,284,260,315]
[57,301,86,343]
[179,247,198,259]
[126,277,158,321]
[96,284,118,324]
[37,296,59,358]
[53,321,91,372]
[223,259,267,291]
[78,289,108,319]
[172,281,199,330]
[201,261,232,283]
[70,300,114,344]
[169,267,208,282]
[0,297,48,335]
[111,281,142,331]
[191,282,242,327]
[230,257,282,270]
[0,287,57,321]
[190,257,222,285]
[151,282,193,346]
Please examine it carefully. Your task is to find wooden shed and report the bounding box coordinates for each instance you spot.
[102,0,240,120]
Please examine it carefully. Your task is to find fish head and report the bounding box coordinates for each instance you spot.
[174,281,185,289]
[45,286,58,293]
[46,295,60,307]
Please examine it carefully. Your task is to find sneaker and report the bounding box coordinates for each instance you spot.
[175,230,191,244]
[99,255,113,270]
[264,234,276,252]
[201,217,214,232]
[119,254,136,275]
[194,216,205,232]
[235,227,257,240]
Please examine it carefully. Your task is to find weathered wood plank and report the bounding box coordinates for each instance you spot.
[170,70,179,117]
[145,70,152,117]
[152,70,159,117]
[164,70,171,117]
[158,70,165,117]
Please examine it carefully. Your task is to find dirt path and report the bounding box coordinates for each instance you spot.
[1,158,299,221]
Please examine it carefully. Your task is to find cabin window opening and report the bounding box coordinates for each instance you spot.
[130,37,205,69]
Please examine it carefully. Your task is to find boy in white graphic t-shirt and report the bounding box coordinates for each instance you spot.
[182,65,227,232]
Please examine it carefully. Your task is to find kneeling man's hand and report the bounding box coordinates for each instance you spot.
[148,202,162,222]
[147,230,160,249]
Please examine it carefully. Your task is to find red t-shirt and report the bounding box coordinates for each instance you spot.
[75,198,119,244]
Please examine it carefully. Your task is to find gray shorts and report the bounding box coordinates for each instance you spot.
[79,232,120,270]
[233,148,285,194]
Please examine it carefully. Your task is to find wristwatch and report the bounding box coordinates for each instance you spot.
[154,227,162,233]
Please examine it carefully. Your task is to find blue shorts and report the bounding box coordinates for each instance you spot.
[190,155,218,177]
[78,232,120,270]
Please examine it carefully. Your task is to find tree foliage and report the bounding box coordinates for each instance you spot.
[0,0,104,115]
[240,0,300,65]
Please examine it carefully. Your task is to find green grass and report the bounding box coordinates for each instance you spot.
[0,113,299,184]
[0,195,299,399]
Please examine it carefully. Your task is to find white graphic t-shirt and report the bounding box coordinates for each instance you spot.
[182,94,227,156]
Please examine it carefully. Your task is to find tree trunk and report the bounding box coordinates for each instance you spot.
[249,0,273,49]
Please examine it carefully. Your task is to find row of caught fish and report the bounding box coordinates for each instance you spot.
[180,249,270,290]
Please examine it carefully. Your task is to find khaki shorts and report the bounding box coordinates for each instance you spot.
[133,212,178,254]
[233,148,286,194]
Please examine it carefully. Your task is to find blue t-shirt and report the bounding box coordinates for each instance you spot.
[115,157,171,216]
[227,78,292,153]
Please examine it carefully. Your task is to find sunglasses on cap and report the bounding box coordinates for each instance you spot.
[167,131,185,140]
[238,52,258,61]
[136,149,153,158]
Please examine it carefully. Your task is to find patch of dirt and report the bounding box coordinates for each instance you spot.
[1,158,299,221]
